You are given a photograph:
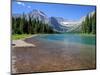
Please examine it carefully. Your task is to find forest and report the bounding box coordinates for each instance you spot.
[12,12,96,35]
[81,12,96,34]
[12,14,55,34]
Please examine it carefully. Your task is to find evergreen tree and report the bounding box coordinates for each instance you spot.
[81,12,96,34]
[12,13,55,34]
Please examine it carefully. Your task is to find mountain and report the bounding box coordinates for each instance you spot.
[59,20,82,32]
[29,9,49,23]
[49,17,68,32]
[12,9,95,33]
[59,11,96,32]
[12,9,49,24]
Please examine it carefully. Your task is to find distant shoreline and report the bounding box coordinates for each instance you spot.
[12,33,95,40]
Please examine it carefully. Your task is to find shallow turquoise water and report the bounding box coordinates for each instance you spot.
[35,34,96,45]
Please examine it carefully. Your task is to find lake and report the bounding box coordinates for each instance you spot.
[35,34,96,45]
[12,34,96,74]
[32,34,96,70]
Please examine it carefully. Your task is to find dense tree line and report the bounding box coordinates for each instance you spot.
[12,14,55,34]
[81,12,96,34]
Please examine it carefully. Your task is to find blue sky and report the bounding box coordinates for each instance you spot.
[12,1,96,21]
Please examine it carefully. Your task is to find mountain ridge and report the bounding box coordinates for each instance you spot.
[12,9,95,32]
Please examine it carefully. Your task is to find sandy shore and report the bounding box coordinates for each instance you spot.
[12,35,37,47]
[12,40,36,47]
[11,36,96,74]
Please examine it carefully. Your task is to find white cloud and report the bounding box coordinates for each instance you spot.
[17,2,25,6]
[17,2,32,9]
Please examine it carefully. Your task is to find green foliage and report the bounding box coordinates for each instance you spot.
[12,34,32,40]
[81,12,96,34]
[12,13,55,34]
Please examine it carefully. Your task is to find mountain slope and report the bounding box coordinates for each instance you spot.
[12,9,95,33]
[29,9,49,23]
[49,17,68,32]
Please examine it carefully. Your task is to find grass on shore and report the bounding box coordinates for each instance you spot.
[12,34,32,40]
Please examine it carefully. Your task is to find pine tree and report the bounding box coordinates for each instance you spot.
[81,12,96,34]
[12,13,55,34]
